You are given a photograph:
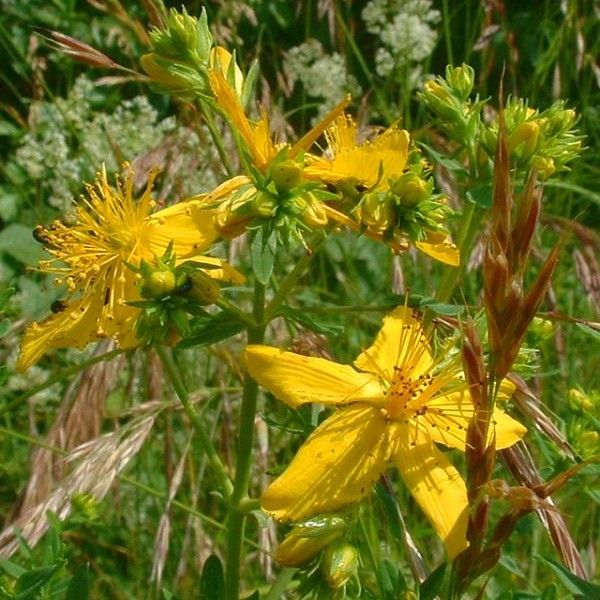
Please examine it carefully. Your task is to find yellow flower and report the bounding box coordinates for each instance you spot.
[245,307,526,557]
[209,70,350,174]
[18,165,240,372]
[304,115,460,266]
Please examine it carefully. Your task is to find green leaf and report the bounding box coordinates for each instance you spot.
[576,322,600,342]
[419,300,465,316]
[419,143,468,174]
[0,558,27,579]
[279,305,343,336]
[199,555,224,600]
[15,563,64,599]
[177,313,245,349]
[467,183,493,208]
[251,228,277,285]
[538,556,600,597]
[419,562,447,600]
[65,565,90,600]
[0,224,44,266]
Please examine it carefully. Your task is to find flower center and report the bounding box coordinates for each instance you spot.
[385,366,434,421]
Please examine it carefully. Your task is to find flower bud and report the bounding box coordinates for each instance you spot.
[140,269,177,299]
[509,121,540,159]
[579,430,599,456]
[301,195,328,229]
[209,46,243,96]
[150,7,212,65]
[252,191,278,217]
[531,156,555,179]
[568,388,593,412]
[422,79,457,119]
[321,543,359,589]
[184,271,221,305]
[529,317,554,339]
[270,160,304,193]
[141,53,206,98]
[356,193,394,234]
[446,64,474,100]
[391,173,431,207]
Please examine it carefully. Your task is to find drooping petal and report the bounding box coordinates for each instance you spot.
[305,115,410,190]
[245,345,383,408]
[145,203,218,258]
[183,255,245,285]
[262,405,390,521]
[354,306,433,382]
[17,288,107,372]
[209,70,276,170]
[425,386,527,450]
[390,422,469,558]
[415,237,460,267]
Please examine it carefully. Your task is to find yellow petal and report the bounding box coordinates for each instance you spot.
[415,237,460,267]
[209,70,275,170]
[289,96,351,158]
[425,386,527,450]
[145,202,218,258]
[390,423,469,558]
[245,345,383,408]
[354,306,433,382]
[208,46,243,97]
[305,115,410,190]
[262,405,390,521]
[17,289,106,372]
[183,255,245,285]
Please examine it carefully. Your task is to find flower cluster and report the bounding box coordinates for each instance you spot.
[16,9,548,592]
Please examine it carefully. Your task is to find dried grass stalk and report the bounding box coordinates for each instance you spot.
[0,410,159,557]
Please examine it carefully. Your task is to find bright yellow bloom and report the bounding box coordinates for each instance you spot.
[246,307,526,557]
[305,115,460,266]
[18,166,241,371]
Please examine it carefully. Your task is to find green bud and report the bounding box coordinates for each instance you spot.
[579,430,599,456]
[252,191,278,217]
[446,64,474,100]
[530,317,554,339]
[300,194,328,229]
[509,121,540,160]
[531,156,555,179]
[184,271,221,305]
[391,173,431,207]
[150,7,212,65]
[271,160,304,193]
[322,542,359,589]
[422,79,458,120]
[356,192,394,234]
[140,269,177,299]
[568,388,593,413]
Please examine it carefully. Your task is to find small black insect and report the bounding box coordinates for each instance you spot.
[50,300,68,313]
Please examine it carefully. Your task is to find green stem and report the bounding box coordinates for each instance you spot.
[198,98,235,177]
[435,200,486,303]
[225,281,266,600]
[156,346,233,499]
[264,235,325,322]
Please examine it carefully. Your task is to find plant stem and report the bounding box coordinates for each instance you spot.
[434,200,486,303]
[225,281,266,600]
[264,235,325,322]
[198,98,235,177]
[156,346,233,499]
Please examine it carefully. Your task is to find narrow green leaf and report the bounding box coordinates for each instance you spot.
[279,305,343,335]
[0,557,27,579]
[15,563,63,599]
[198,554,224,600]
[177,313,245,349]
[467,183,493,208]
[65,564,90,600]
[538,556,600,596]
[420,562,447,600]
